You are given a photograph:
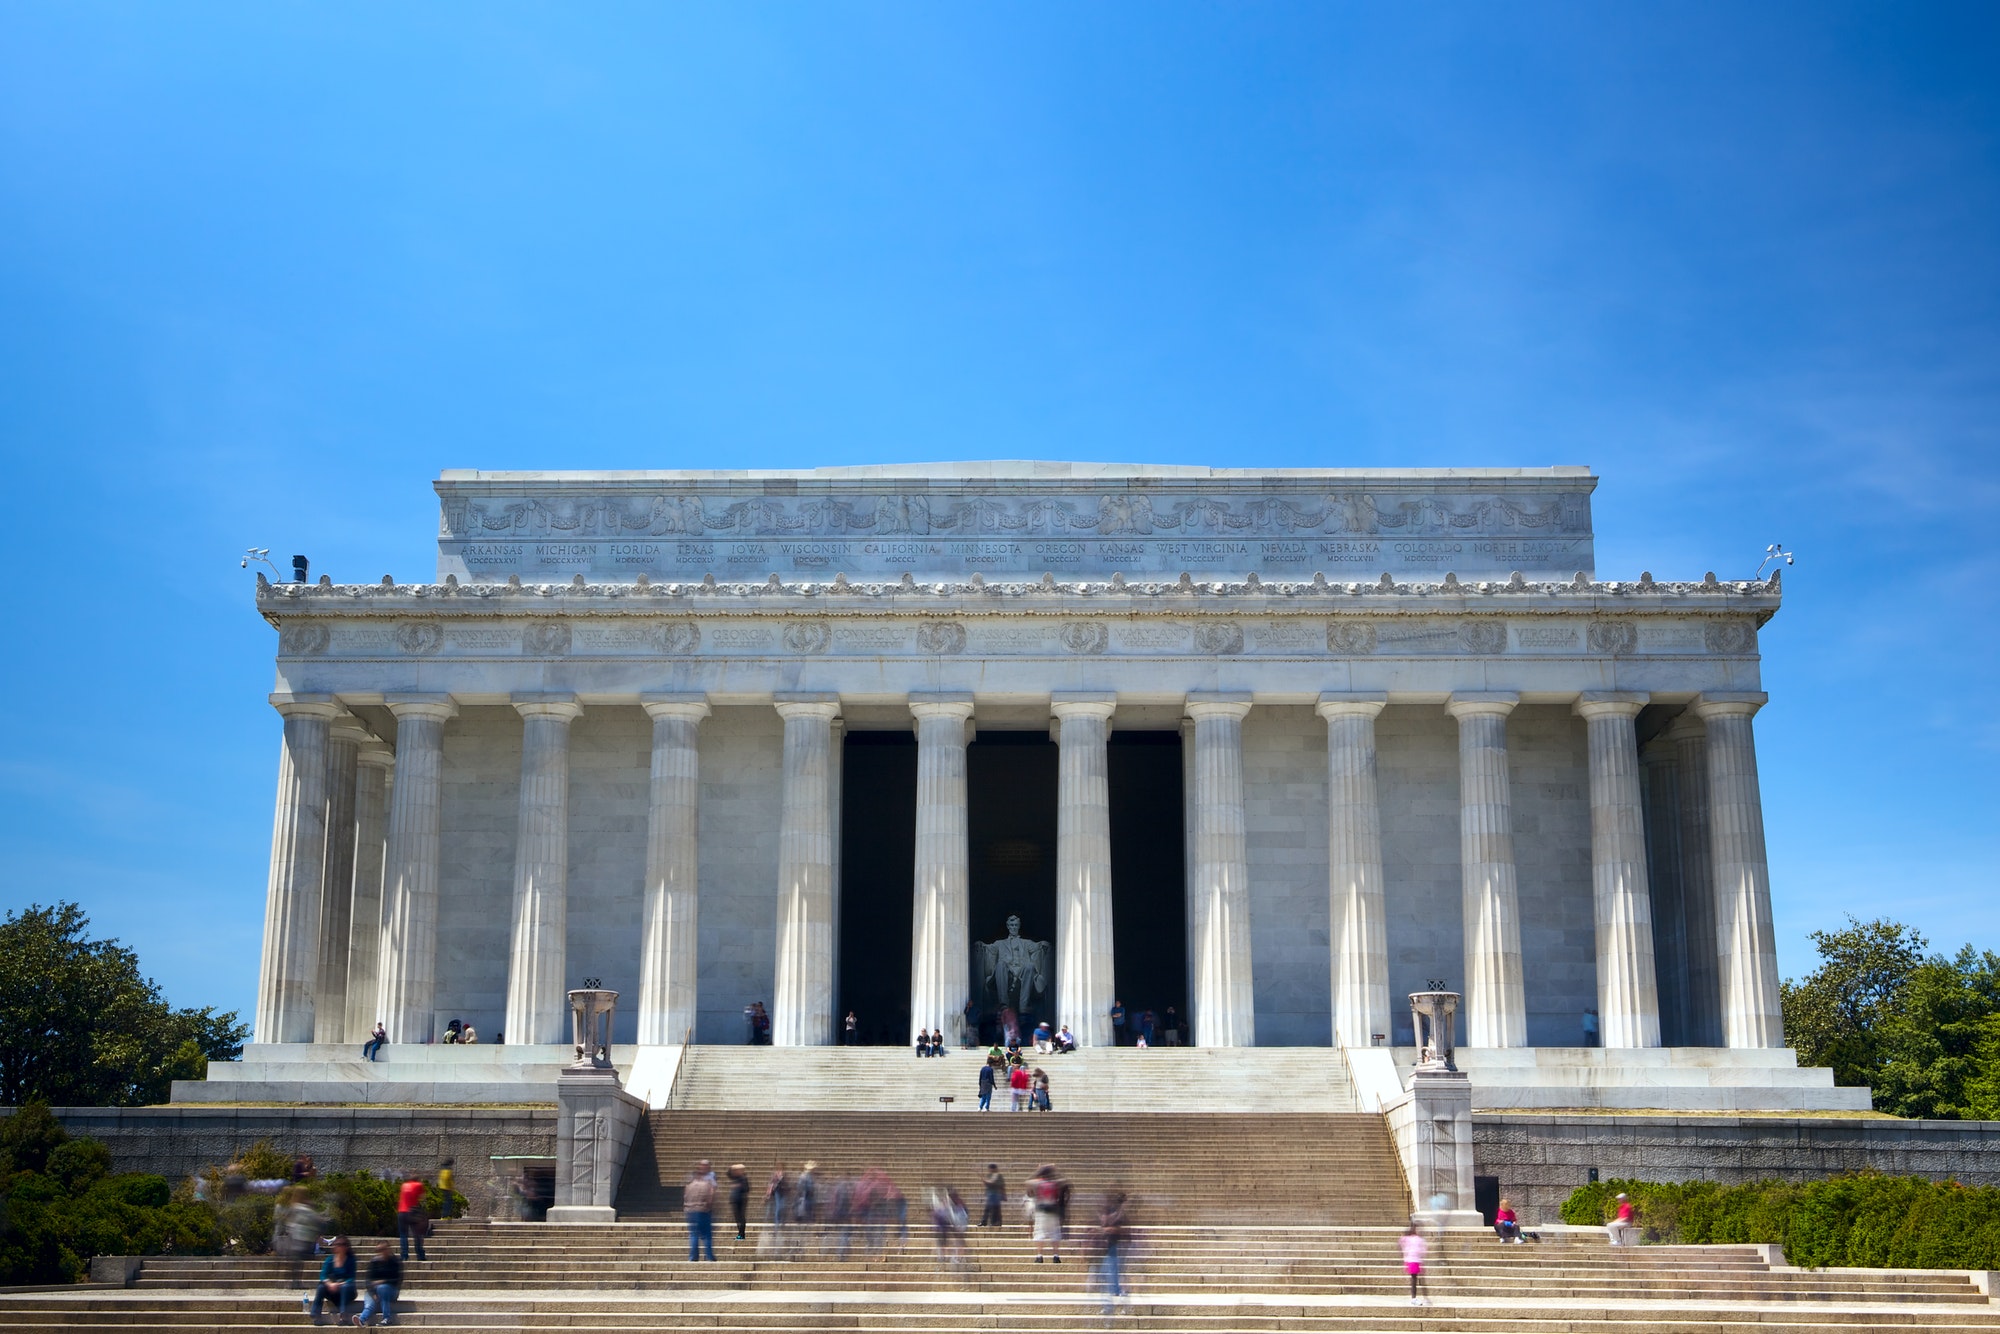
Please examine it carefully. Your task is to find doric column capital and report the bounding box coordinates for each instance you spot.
[1694,691,1768,721]
[1446,691,1519,720]
[1185,692,1252,722]
[1050,693,1117,723]
[908,693,976,722]
[513,695,584,723]
[386,694,458,723]
[357,742,396,770]
[775,694,842,722]
[1663,709,1707,743]
[329,716,374,748]
[1573,691,1649,721]
[642,694,712,723]
[1316,692,1387,721]
[269,693,340,721]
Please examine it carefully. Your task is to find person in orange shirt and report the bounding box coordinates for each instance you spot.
[396,1174,429,1262]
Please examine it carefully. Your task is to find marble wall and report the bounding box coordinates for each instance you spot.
[693,706,783,1044]
[1244,705,1331,1046]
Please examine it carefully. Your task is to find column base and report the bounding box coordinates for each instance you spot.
[545,1206,617,1224]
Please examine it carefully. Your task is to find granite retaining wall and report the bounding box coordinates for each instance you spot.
[1476,1112,2000,1222]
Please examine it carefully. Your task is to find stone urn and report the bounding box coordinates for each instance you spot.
[566,988,619,1071]
[1408,991,1461,1072]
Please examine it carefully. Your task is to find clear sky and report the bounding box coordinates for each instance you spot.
[1,4,1995,1024]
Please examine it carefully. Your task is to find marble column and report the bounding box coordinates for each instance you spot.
[376,696,455,1045]
[311,719,367,1044]
[1638,737,1688,1045]
[1446,693,1526,1049]
[772,696,840,1047]
[636,696,708,1046]
[1318,694,1390,1049]
[1181,719,1198,1034]
[830,718,845,1029]
[343,743,394,1042]
[1576,693,1662,1049]
[254,695,339,1045]
[1185,694,1255,1048]
[1670,711,1723,1046]
[1695,692,1784,1048]
[909,694,975,1046]
[504,698,583,1047]
[1053,694,1118,1047]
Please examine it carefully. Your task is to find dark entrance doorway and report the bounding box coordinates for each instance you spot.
[967,733,1059,1042]
[1109,732,1187,1034]
[838,731,916,1044]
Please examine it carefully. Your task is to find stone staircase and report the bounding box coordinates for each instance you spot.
[667,1045,1361,1112]
[616,1109,1409,1223]
[7,1222,1998,1330]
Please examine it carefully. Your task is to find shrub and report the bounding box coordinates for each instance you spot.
[1559,1173,2000,1268]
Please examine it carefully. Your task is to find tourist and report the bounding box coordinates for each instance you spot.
[977,1058,995,1110]
[1033,1020,1053,1053]
[1134,1032,1148,1049]
[1494,1197,1522,1244]
[914,1027,931,1057]
[1008,1060,1030,1111]
[930,1186,969,1270]
[1109,999,1126,1044]
[442,1019,462,1045]
[844,1010,859,1045]
[395,1174,428,1262]
[1054,1024,1076,1053]
[307,1235,356,1323]
[351,1241,400,1327]
[981,1164,1005,1228]
[726,1163,750,1240]
[435,1161,454,1220]
[1607,1192,1638,1247]
[1138,1009,1156,1046]
[1162,1006,1181,1046]
[684,1159,717,1261]
[1028,1165,1065,1263]
[459,1021,477,1045]
[1032,1066,1051,1111]
[1399,1223,1429,1306]
[1582,1006,1600,1048]
[362,1022,386,1062]
[999,1005,1020,1047]
[765,1163,790,1246]
[1094,1191,1129,1311]
[795,1160,819,1242]
[828,1174,856,1258]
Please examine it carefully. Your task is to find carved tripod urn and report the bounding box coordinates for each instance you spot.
[1408,991,1461,1072]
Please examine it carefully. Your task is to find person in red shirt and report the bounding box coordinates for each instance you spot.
[397,1175,429,1262]
[1008,1061,1031,1112]
[1607,1192,1637,1247]
[1493,1197,1522,1243]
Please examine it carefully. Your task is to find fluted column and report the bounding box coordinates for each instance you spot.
[910,694,975,1046]
[1319,694,1390,1048]
[1639,738,1687,1044]
[773,696,840,1047]
[1447,693,1526,1048]
[1053,694,1118,1047]
[255,694,339,1044]
[504,698,583,1046]
[343,744,394,1042]
[1186,694,1255,1048]
[1695,693,1784,1048]
[311,719,367,1043]
[1577,693,1662,1048]
[377,696,456,1045]
[1181,719,1198,1029]
[637,696,709,1045]
[1669,712,1723,1046]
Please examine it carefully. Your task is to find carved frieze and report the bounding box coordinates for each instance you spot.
[1703,619,1755,654]
[782,620,832,654]
[659,621,701,654]
[1192,621,1245,655]
[394,621,444,656]
[1587,621,1638,656]
[1060,621,1109,655]
[1328,621,1378,655]
[1459,620,1508,655]
[915,621,967,655]
[277,622,329,656]
[522,620,572,656]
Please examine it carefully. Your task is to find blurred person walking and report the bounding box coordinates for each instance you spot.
[980,1164,1005,1228]
[1028,1164,1065,1263]
[1094,1192,1130,1312]
[726,1163,750,1240]
[1399,1224,1429,1306]
[435,1161,454,1220]
[764,1163,790,1251]
[395,1175,429,1263]
[1607,1192,1637,1247]
[684,1160,717,1261]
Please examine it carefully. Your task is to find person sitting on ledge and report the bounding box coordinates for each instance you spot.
[1053,1024,1077,1053]
[1033,1021,1053,1053]
[441,1019,463,1045]
[459,1022,478,1045]
[915,1028,932,1057]
[1494,1198,1523,1244]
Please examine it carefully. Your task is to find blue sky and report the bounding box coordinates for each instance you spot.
[1,4,1995,1022]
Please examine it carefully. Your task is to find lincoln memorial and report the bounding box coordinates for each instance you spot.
[211,462,1847,1111]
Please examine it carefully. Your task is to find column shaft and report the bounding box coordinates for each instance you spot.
[504,700,583,1046]
[1320,695,1390,1048]
[1448,694,1526,1048]
[1671,714,1723,1046]
[254,697,338,1044]
[1696,694,1784,1048]
[1053,696,1117,1047]
[1577,694,1662,1048]
[910,696,974,1046]
[376,697,455,1045]
[1186,696,1255,1048]
[773,698,839,1047]
[311,722,366,1043]
[1639,739,1688,1045]
[637,698,708,1045]
[343,747,393,1042]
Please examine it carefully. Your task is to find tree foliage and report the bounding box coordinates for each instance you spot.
[0,903,247,1108]
[1781,917,2000,1119]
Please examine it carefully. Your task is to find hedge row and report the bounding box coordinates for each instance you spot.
[1562,1174,2000,1270]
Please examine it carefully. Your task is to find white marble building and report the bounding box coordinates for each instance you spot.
[239,463,1813,1100]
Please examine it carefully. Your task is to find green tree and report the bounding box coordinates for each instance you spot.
[0,903,247,1107]
[1781,917,1928,1091]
